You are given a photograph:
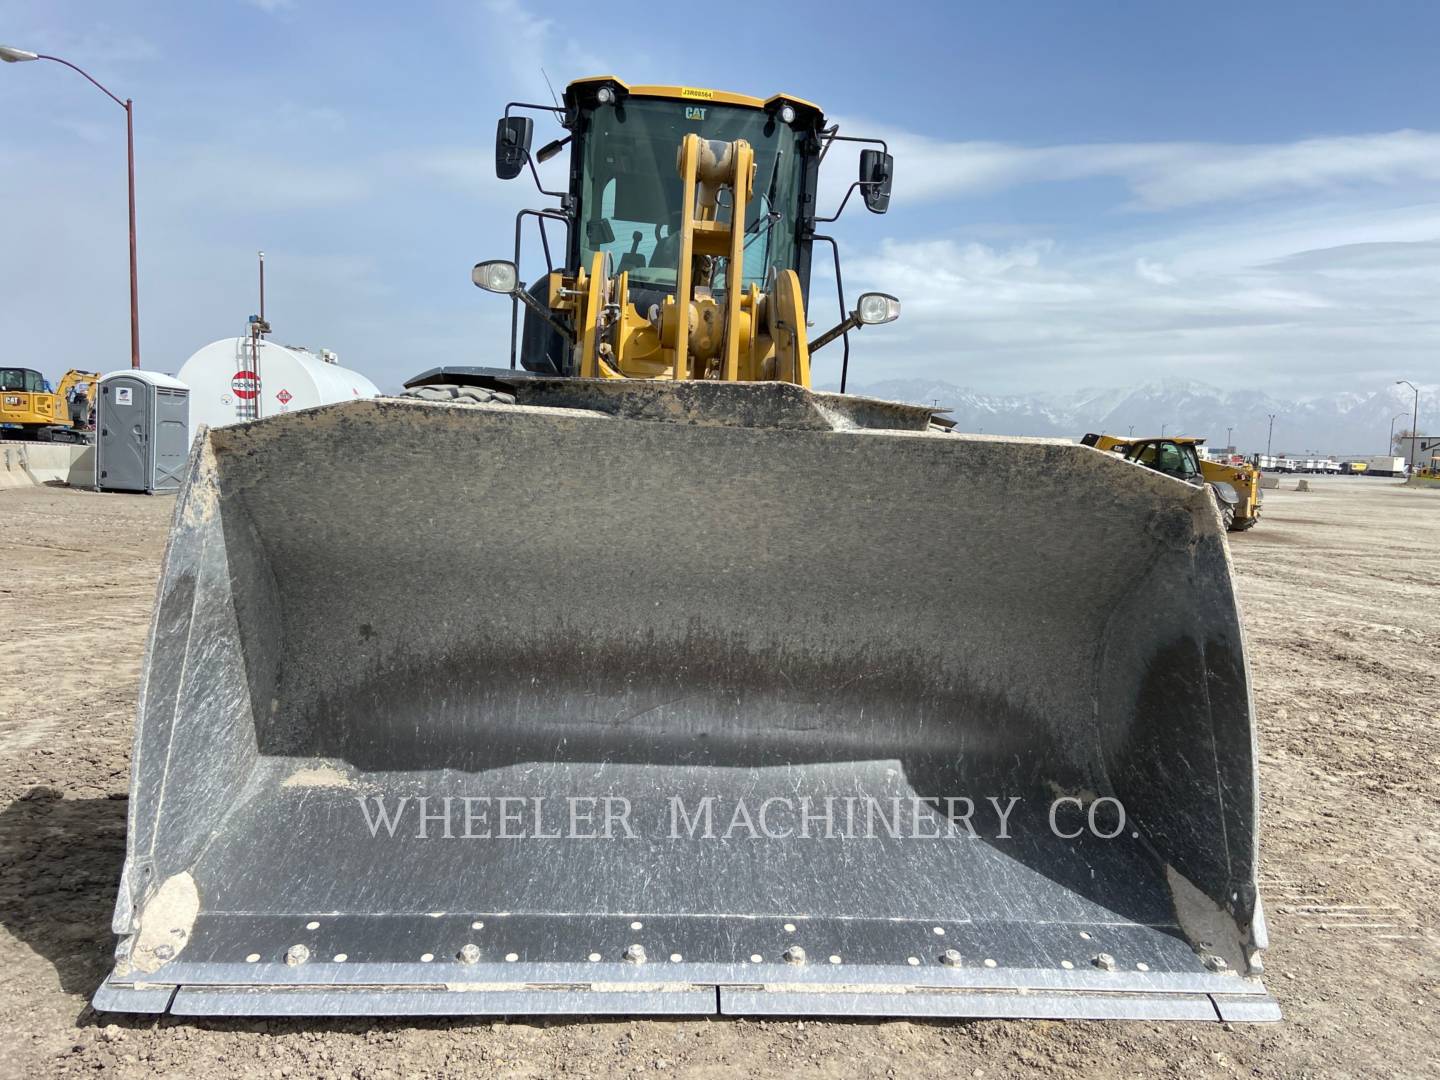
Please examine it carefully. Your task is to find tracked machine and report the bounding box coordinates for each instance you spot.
[0,366,97,442]
[97,77,1276,1021]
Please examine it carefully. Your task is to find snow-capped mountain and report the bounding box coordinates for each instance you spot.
[836,377,1438,457]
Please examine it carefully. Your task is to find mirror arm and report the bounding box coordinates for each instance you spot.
[817,124,841,164]
[808,313,861,354]
[503,100,567,121]
[815,179,886,223]
[815,182,860,224]
[826,132,889,155]
[511,281,574,342]
[525,152,569,200]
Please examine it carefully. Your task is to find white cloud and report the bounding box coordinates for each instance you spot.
[1135,258,1176,286]
[829,198,1440,396]
[476,0,606,101]
[830,125,1440,211]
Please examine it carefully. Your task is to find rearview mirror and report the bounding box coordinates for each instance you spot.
[859,149,893,214]
[495,116,533,180]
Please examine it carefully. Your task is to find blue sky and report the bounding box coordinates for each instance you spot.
[3,0,1439,396]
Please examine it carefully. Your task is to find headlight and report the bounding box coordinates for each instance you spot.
[855,292,901,325]
[596,86,615,105]
[472,260,519,294]
[779,103,796,124]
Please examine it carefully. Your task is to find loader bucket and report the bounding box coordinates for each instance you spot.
[96,383,1277,1021]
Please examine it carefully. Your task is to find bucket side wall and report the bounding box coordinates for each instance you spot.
[118,438,282,927]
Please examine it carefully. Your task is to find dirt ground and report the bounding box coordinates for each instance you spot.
[1,476,1436,1079]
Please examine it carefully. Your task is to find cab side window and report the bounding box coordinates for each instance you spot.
[1156,441,1198,479]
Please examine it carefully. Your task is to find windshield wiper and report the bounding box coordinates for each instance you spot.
[745,150,784,239]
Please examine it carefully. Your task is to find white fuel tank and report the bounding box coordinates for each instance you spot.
[177,338,380,431]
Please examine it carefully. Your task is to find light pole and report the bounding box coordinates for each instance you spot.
[1226,425,1233,449]
[1266,413,1276,457]
[2,45,140,368]
[1160,422,1167,437]
[1396,380,1420,469]
[1127,424,1134,437]
[1389,413,1406,455]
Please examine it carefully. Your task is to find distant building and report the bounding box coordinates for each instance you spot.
[1406,436,1438,470]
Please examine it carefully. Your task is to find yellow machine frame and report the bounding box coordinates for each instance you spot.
[0,368,99,440]
[1088,433,1263,529]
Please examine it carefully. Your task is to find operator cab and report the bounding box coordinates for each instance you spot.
[482,76,897,385]
[1123,439,1204,483]
[0,368,48,393]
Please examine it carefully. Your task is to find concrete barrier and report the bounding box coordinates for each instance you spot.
[0,441,93,488]
[1259,475,1280,490]
[0,446,31,489]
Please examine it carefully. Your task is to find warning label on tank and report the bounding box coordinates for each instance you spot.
[276,389,292,404]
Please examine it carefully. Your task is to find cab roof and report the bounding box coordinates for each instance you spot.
[567,75,821,116]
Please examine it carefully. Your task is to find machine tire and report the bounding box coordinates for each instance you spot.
[1231,514,1259,532]
[1208,485,1236,531]
[399,384,516,405]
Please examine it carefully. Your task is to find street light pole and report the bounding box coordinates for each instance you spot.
[2,45,140,368]
[1396,381,1420,469]
[1266,413,1276,457]
[1226,425,1233,449]
[1389,413,1406,455]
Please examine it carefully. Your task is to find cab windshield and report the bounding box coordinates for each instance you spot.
[579,97,803,290]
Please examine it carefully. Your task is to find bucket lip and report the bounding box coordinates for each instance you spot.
[94,958,1278,1020]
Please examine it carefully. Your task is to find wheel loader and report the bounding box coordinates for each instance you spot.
[95,76,1276,1021]
[1082,433,1262,531]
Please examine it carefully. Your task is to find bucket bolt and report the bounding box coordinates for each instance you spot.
[286,944,310,966]
[1091,953,1116,971]
[940,948,963,967]
[623,944,647,964]
[458,943,481,964]
[783,945,807,965]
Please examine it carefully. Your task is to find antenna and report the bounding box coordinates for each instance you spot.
[541,66,561,109]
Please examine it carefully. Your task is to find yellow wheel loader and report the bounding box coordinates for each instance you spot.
[1083,433,1262,532]
[0,367,98,443]
[96,76,1275,1022]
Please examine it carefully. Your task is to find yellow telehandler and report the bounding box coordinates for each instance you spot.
[1082,433,1262,531]
[96,76,1274,1022]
